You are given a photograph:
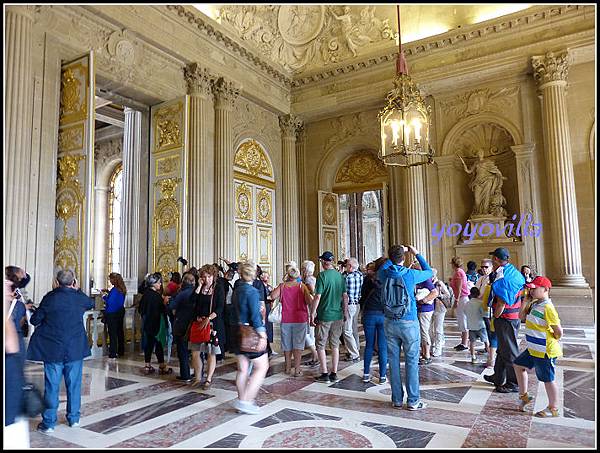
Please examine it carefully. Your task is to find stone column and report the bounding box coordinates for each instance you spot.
[531,51,588,287]
[93,187,109,289]
[185,63,215,267]
[212,77,240,262]
[511,143,545,275]
[435,155,457,280]
[402,165,428,256]
[296,127,308,260]
[388,167,403,246]
[4,6,34,267]
[280,114,303,265]
[119,107,142,304]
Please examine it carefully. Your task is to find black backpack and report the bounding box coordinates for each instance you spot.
[382,274,411,320]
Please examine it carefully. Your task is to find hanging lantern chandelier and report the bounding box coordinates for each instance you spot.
[378,5,434,167]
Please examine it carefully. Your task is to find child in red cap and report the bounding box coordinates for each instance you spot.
[513,276,562,417]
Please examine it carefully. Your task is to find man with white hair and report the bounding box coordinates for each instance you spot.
[342,257,363,363]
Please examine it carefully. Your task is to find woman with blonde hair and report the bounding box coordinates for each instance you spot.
[270,265,313,376]
[189,264,225,389]
[232,262,269,414]
[301,260,319,367]
[102,272,127,360]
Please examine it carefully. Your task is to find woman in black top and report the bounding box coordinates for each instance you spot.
[189,264,225,389]
[139,273,172,375]
[359,257,388,384]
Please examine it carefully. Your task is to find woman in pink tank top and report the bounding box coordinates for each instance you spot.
[270,266,312,376]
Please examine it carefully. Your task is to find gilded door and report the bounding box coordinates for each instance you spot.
[318,190,340,261]
[149,97,189,277]
[53,52,95,293]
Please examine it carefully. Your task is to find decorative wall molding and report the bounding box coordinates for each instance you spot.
[94,137,122,176]
[334,150,388,185]
[232,100,280,151]
[324,111,379,154]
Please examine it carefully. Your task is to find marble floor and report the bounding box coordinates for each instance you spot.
[24,320,596,449]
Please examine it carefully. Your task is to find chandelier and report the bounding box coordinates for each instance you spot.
[378,5,434,167]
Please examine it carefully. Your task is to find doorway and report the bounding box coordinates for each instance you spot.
[339,189,385,266]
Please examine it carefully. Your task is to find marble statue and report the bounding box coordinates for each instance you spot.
[459,148,507,217]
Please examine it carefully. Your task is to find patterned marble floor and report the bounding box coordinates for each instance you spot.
[24,320,596,449]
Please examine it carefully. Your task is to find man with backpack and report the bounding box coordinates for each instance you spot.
[378,244,433,411]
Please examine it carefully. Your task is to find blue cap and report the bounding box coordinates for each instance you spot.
[489,247,510,260]
[319,251,335,262]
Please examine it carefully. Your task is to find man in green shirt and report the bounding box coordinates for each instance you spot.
[310,251,349,383]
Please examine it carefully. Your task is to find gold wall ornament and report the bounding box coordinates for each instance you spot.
[153,102,183,152]
[54,234,79,275]
[155,199,180,230]
[322,193,338,226]
[55,189,82,224]
[57,154,85,182]
[256,189,272,223]
[155,237,179,277]
[236,183,253,220]
[234,139,273,179]
[335,151,388,185]
[58,124,85,153]
[155,177,181,199]
[156,155,180,176]
[59,64,87,124]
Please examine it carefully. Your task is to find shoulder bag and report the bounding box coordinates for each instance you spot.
[236,290,267,353]
[188,289,213,344]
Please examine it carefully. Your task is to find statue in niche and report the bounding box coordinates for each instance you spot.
[458,148,507,218]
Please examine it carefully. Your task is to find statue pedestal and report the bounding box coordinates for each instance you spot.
[454,240,525,270]
[460,215,513,244]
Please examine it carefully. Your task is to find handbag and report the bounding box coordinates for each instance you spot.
[239,324,266,353]
[189,286,214,344]
[267,300,282,323]
[22,383,45,417]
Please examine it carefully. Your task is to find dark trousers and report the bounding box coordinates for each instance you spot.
[106,308,125,358]
[492,317,521,387]
[175,335,191,379]
[144,334,165,364]
[5,352,24,426]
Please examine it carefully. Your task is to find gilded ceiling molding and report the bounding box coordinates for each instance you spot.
[291,5,589,88]
[166,5,293,88]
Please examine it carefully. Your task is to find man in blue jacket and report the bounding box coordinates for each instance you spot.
[27,269,95,433]
[378,244,433,411]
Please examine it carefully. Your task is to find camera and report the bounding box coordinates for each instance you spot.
[177,256,188,266]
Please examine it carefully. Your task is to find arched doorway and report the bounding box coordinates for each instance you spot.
[233,139,276,277]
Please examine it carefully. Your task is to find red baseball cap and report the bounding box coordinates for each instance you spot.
[526,276,552,289]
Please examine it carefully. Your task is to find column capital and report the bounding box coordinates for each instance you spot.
[434,154,457,169]
[212,77,240,110]
[510,143,536,159]
[184,63,214,98]
[531,51,569,88]
[279,114,303,140]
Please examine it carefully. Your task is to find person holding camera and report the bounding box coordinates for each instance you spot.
[27,269,95,433]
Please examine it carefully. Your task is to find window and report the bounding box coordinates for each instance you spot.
[107,163,123,274]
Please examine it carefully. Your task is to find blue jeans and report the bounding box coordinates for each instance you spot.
[363,311,388,376]
[42,360,83,428]
[384,319,420,406]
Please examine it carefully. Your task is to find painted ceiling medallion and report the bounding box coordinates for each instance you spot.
[277,6,324,46]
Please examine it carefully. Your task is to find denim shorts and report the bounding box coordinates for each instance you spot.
[514,349,557,382]
[468,327,489,344]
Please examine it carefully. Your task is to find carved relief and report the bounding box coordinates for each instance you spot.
[439,86,520,127]
[322,194,338,226]
[256,189,272,223]
[324,111,379,153]
[234,140,274,178]
[94,138,122,174]
[452,123,514,158]
[60,65,87,124]
[58,124,85,153]
[54,235,79,275]
[335,151,388,184]
[153,102,183,152]
[233,100,280,148]
[236,183,253,221]
[218,5,392,73]
[155,238,178,279]
[532,51,569,86]
[153,176,181,276]
[156,155,180,176]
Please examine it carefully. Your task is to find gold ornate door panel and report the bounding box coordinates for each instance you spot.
[149,97,189,277]
[318,190,340,261]
[54,52,95,293]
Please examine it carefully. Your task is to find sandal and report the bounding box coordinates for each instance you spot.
[293,370,303,377]
[535,406,559,417]
[202,380,212,390]
[158,366,173,375]
[142,365,155,375]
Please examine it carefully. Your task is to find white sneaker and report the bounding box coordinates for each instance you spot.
[235,399,260,415]
[362,374,370,383]
[407,401,428,411]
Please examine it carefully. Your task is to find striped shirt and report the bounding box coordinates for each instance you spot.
[345,270,364,304]
[525,298,562,359]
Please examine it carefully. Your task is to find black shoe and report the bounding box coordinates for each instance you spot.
[315,373,331,383]
[328,372,339,382]
[483,374,496,385]
[505,384,520,393]
[351,357,360,364]
[494,385,512,393]
[453,344,468,351]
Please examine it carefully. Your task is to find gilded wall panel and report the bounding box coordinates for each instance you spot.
[58,124,85,153]
[153,101,184,153]
[59,63,88,125]
[235,182,253,221]
[256,189,273,224]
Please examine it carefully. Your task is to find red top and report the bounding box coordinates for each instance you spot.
[280,283,308,324]
[450,268,469,299]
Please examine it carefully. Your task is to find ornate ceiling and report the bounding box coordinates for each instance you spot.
[193,4,531,77]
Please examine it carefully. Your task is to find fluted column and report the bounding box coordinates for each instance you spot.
[435,155,456,280]
[296,127,308,260]
[402,165,428,256]
[119,108,142,304]
[185,63,215,266]
[212,77,240,262]
[280,114,304,265]
[388,167,403,246]
[532,51,588,287]
[93,187,109,289]
[4,6,34,267]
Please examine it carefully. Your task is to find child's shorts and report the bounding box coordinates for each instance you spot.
[514,349,557,382]
[468,327,488,344]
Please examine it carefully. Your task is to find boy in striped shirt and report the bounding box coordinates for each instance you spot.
[513,276,562,417]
